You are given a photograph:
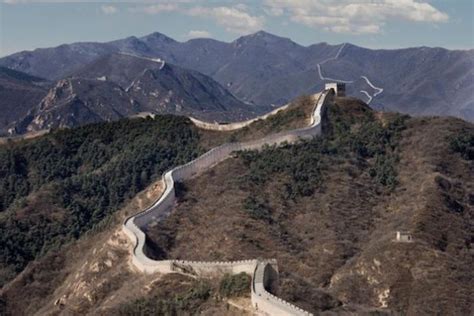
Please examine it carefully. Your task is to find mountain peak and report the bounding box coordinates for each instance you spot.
[141,32,176,44]
[253,30,276,37]
[233,30,297,47]
[238,30,286,40]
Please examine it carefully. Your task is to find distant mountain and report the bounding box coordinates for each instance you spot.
[16,78,137,133]
[70,53,167,88]
[71,53,256,118]
[324,44,474,121]
[1,31,473,121]
[14,54,259,132]
[0,67,49,134]
[0,42,116,80]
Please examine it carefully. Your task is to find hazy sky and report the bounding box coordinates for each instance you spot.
[1,0,473,56]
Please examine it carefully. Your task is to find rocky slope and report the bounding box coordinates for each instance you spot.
[15,78,138,133]
[0,67,49,134]
[13,54,260,133]
[1,31,473,121]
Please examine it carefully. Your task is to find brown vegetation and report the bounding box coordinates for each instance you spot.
[1,96,472,315]
[198,95,315,150]
[146,99,473,314]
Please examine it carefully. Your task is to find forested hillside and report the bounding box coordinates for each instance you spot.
[0,95,315,290]
[0,96,472,315]
[0,116,201,286]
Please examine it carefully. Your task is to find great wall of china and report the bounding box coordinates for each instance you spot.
[122,89,334,316]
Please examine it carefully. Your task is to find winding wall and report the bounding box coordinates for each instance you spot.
[123,89,334,316]
[189,101,293,131]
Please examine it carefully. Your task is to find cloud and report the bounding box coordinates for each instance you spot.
[129,3,178,15]
[263,6,284,17]
[187,6,265,34]
[264,0,448,34]
[3,0,29,3]
[187,30,212,38]
[101,5,118,15]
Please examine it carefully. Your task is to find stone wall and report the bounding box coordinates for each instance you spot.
[123,90,333,315]
[252,262,312,316]
[189,102,293,131]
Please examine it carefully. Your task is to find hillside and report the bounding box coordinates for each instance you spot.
[0,115,202,288]
[0,67,49,134]
[15,78,139,133]
[0,96,472,315]
[0,95,315,316]
[1,31,473,121]
[144,98,473,314]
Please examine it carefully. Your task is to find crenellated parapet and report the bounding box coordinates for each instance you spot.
[252,261,313,315]
[123,89,333,315]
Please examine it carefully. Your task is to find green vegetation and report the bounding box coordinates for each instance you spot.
[238,101,408,221]
[449,131,474,160]
[235,95,312,136]
[117,280,211,315]
[239,139,325,200]
[0,116,201,284]
[243,196,273,222]
[198,95,314,149]
[258,96,310,132]
[219,272,251,298]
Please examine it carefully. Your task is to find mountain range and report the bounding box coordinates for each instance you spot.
[0,30,473,134]
[12,53,258,133]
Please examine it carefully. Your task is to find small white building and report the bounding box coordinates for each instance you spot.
[7,127,17,136]
[325,82,346,96]
[395,231,413,242]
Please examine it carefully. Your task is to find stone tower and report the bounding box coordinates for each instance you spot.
[325,82,346,96]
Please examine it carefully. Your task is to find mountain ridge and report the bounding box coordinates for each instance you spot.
[12,53,260,133]
[1,30,472,122]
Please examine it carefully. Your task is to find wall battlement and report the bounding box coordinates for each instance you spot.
[123,90,333,315]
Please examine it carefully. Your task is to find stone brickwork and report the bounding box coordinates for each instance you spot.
[123,90,334,315]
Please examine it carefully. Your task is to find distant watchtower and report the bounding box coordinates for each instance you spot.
[395,231,413,242]
[325,82,346,96]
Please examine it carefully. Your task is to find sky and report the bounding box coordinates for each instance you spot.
[1,0,473,57]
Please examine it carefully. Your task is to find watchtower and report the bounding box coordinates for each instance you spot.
[325,82,346,96]
[395,231,413,242]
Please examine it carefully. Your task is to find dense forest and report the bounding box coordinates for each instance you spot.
[0,115,201,285]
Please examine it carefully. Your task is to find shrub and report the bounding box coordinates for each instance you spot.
[219,272,251,298]
[243,196,272,222]
[369,154,399,189]
[117,280,211,315]
[450,132,474,160]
